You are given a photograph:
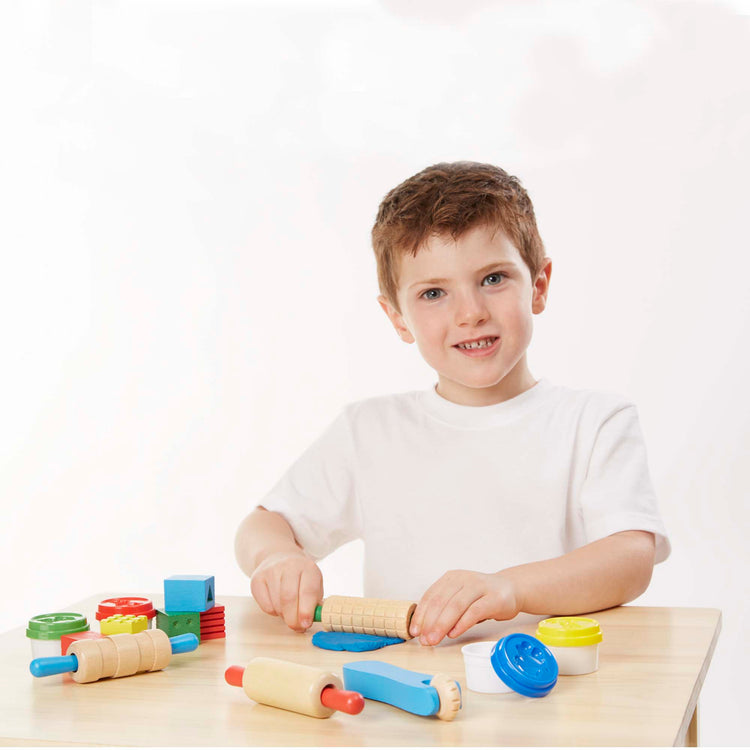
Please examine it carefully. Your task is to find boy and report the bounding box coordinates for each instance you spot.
[235,161,670,647]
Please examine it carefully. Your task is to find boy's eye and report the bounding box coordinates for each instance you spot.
[483,272,506,286]
[420,288,444,301]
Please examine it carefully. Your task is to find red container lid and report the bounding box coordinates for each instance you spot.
[96,597,156,621]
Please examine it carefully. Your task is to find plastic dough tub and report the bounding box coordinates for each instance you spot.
[26,613,90,659]
[535,617,603,675]
[461,641,514,693]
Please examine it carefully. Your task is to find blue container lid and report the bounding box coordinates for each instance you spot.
[490,633,558,697]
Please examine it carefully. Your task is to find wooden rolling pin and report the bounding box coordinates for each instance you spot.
[29,631,198,683]
[225,657,365,718]
[314,596,416,640]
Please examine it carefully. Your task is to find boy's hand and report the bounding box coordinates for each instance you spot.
[409,570,520,646]
[250,551,323,633]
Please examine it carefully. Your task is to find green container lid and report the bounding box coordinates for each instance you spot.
[26,613,89,641]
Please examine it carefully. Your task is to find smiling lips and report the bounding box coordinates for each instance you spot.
[453,336,500,357]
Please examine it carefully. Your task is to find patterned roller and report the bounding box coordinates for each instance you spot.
[316,596,416,640]
[29,631,198,683]
[68,629,174,682]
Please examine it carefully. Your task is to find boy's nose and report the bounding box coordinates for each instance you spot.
[454,292,489,327]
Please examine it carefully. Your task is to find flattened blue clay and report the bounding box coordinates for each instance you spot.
[312,631,405,651]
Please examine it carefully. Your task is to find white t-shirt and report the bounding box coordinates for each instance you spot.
[260,379,670,603]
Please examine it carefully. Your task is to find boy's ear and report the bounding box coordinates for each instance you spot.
[377,294,415,344]
[531,258,552,314]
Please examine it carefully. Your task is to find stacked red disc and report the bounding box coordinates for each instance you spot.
[200,605,225,641]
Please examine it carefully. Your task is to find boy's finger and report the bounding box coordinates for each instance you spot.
[428,589,483,644]
[412,570,466,635]
[448,597,491,639]
[409,607,420,636]
[279,570,304,631]
[420,587,479,645]
[250,576,277,616]
[418,587,464,645]
[267,569,284,619]
[410,579,447,636]
[297,569,322,629]
[410,606,423,638]
[410,596,433,637]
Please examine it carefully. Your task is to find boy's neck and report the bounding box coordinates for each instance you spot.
[435,359,538,407]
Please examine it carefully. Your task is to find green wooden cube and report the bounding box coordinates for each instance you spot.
[155,609,201,639]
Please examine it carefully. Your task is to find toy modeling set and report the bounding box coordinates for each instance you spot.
[27,584,603,722]
[27,576,221,682]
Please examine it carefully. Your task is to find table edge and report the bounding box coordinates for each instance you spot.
[673,608,723,747]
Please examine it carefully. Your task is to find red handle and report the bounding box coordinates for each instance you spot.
[320,686,365,715]
[225,665,245,687]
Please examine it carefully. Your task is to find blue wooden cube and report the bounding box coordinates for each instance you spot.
[164,575,215,613]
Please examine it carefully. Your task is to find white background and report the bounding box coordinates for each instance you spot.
[1,0,748,745]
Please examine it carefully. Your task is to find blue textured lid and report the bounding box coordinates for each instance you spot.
[490,634,558,697]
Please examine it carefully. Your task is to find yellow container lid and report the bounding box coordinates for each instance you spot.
[535,617,603,647]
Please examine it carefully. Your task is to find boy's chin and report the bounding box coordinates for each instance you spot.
[438,374,509,393]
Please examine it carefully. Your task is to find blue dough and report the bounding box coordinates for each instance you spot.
[312,631,405,652]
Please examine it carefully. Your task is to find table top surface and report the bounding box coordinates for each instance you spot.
[0,594,721,747]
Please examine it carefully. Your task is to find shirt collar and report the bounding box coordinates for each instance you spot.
[418,378,553,428]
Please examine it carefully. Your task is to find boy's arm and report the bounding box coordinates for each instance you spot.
[410,530,655,646]
[234,507,323,632]
[503,529,655,614]
[235,506,305,576]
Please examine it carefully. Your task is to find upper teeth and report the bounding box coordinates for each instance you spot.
[457,337,496,350]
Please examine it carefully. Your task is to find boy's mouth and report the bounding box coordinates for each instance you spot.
[452,336,500,358]
[453,336,499,351]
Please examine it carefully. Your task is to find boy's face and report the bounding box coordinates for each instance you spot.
[378,224,551,406]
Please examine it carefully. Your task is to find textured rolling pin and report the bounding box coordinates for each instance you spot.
[314,596,417,640]
[29,630,198,683]
[225,657,365,718]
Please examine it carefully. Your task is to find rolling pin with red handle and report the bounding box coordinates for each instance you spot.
[225,657,365,718]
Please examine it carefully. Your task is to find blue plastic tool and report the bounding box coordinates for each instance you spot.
[342,660,441,716]
[490,633,558,697]
[312,631,405,652]
[29,633,199,678]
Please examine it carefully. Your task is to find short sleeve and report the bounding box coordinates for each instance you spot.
[258,409,362,560]
[579,405,671,563]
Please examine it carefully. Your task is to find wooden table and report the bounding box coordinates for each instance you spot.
[0,594,721,746]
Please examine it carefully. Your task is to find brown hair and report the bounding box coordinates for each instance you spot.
[372,161,546,312]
